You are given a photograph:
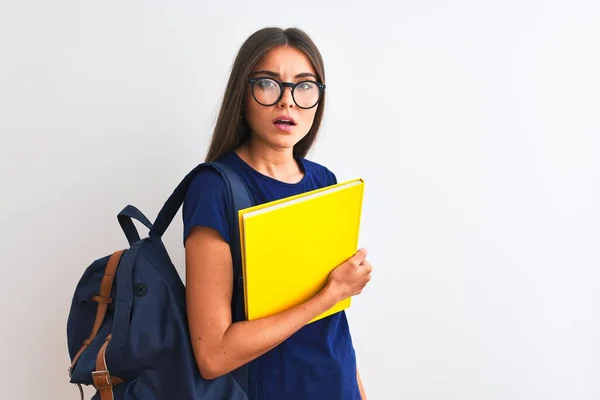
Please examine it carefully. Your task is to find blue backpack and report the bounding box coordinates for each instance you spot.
[66,162,257,400]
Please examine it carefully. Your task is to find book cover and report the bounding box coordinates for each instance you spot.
[238,178,364,324]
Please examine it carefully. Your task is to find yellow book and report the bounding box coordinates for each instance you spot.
[238,178,364,324]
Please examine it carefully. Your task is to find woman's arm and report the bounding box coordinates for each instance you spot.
[185,226,372,380]
[357,368,367,399]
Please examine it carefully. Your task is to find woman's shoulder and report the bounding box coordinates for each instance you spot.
[182,164,232,244]
[184,165,230,206]
[186,152,242,194]
[301,157,338,185]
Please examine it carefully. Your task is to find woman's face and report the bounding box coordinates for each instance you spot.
[244,46,320,152]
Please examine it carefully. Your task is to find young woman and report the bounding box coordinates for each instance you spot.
[183,27,373,400]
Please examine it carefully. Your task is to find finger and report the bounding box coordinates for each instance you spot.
[353,248,368,263]
[357,259,371,271]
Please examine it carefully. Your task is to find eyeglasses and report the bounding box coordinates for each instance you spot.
[247,77,326,109]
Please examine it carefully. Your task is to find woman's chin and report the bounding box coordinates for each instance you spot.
[263,129,306,149]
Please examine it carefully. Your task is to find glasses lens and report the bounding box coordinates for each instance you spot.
[294,81,320,108]
[252,78,280,105]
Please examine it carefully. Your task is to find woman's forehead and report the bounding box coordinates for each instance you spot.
[252,46,316,76]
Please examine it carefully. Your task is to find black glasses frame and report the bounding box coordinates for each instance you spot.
[247,77,326,109]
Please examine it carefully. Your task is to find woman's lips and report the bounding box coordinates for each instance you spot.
[273,121,296,132]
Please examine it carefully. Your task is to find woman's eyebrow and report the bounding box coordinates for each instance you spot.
[295,72,317,79]
[251,70,317,79]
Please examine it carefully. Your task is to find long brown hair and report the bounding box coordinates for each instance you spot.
[204,27,326,162]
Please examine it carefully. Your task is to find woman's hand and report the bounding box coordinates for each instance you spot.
[325,248,373,302]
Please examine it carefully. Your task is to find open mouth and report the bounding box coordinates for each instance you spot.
[273,116,297,126]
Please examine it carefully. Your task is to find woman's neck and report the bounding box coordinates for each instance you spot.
[236,139,304,184]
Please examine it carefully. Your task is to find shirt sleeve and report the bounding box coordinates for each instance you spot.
[182,169,231,245]
[327,168,338,185]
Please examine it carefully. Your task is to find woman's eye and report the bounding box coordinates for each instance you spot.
[257,79,276,89]
[298,82,315,91]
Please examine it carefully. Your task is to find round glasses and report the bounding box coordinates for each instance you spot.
[248,77,326,109]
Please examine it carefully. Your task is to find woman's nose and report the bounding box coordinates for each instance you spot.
[278,86,295,108]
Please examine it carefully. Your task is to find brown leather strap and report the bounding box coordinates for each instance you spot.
[70,250,125,373]
[92,334,124,400]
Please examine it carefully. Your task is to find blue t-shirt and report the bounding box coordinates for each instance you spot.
[182,151,360,400]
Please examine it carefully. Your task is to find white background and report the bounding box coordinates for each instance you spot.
[1,1,599,399]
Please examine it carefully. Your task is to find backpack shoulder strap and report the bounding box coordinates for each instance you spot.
[149,161,253,322]
[206,162,253,322]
